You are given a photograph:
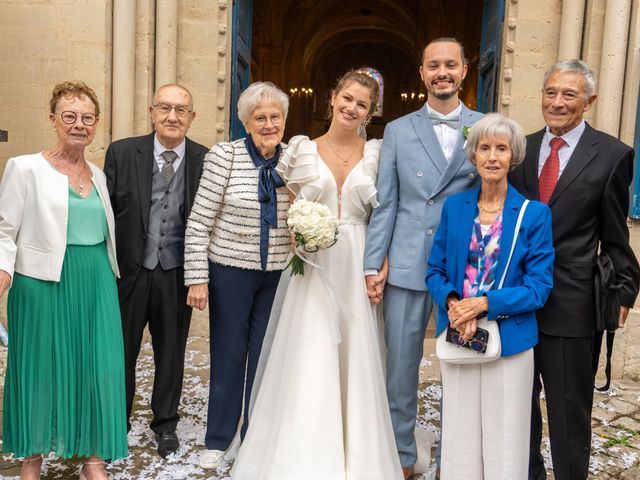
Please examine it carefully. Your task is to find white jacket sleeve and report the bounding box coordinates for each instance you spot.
[0,158,26,282]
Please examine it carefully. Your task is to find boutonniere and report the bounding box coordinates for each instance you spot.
[463,126,470,148]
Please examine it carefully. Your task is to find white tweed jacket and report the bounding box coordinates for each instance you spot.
[184,139,290,285]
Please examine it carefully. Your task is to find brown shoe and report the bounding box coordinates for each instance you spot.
[402,466,415,479]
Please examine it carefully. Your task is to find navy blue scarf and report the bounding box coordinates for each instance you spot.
[245,135,284,271]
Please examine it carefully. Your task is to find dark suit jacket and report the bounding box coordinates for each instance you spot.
[509,123,640,337]
[104,132,208,301]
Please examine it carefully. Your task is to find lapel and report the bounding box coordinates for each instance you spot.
[184,138,204,220]
[548,123,598,206]
[430,104,475,198]
[135,133,155,234]
[524,129,545,200]
[454,188,481,292]
[492,185,522,288]
[411,105,448,174]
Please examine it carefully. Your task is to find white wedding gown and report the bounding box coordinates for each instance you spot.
[230,136,403,480]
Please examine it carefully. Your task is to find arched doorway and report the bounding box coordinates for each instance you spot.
[231,0,504,140]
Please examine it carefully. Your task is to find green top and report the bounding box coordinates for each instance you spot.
[67,186,109,246]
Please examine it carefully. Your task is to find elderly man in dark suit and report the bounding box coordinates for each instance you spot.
[104,84,208,458]
[510,59,640,480]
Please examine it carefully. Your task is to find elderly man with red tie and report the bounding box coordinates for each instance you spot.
[510,59,640,480]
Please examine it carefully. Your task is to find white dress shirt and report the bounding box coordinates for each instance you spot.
[537,121,586,178]
[154,135,186,171]
[426,102,463,162]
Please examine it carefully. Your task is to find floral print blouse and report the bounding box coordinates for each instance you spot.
[463,212,503,298]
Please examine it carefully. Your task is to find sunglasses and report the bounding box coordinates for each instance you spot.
[446,325,489,354]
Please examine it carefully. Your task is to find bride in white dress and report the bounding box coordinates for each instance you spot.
[231,71,403,480]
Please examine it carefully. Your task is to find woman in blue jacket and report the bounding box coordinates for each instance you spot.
[426,113,555,480]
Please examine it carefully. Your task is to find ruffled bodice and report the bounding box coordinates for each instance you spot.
[277,135,381,223]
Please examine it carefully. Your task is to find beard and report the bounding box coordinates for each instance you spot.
[427,77,462,100]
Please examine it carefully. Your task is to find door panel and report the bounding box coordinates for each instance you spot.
[230,0,253,140]
[477,0,506,113]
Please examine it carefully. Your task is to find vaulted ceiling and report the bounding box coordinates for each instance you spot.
[251,0,483,137]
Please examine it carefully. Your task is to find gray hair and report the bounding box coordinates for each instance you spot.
[543,59,597,98]
[465,113,527,169]
[237,82,289,125]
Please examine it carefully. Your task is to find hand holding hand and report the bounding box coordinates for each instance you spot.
[448,296,488,330]
[187,283,209,310]
[365,257,389,305]
[0,270,10,297]
[366,274,384,304]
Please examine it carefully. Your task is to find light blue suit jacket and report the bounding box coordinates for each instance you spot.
[364,104,484,291]
[426,185,555,356]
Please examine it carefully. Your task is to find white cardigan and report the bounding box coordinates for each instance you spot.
[0,153,119,284]
[184,139,290,285]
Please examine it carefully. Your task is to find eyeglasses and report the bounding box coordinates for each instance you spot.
[59,111,98,126]
[450,330,488,353]
[252,114,283,127]
[152,103,193,117]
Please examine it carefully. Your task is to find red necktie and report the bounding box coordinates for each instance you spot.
[538,137,566,203]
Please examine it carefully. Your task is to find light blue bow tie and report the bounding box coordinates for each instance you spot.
[429,111,460,129]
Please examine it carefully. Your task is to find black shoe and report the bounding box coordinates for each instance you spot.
[156,431,180,458]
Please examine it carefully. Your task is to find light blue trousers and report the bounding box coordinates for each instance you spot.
[383,283,433,467]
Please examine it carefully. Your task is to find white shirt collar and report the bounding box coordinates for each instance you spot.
[154,135,186,160]
[543,120,586,148]
[425,101,463,118]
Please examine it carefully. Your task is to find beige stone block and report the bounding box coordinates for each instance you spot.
[42,58,73,82]
[611,416,640,432]
[179,59,221,92]
[181,0,218,21]
[179,21,220,57]
[0,58,44,83]
[605,398,638,416]
[0,2,55,28]
[0,28,65,59]
[0,83,46,110]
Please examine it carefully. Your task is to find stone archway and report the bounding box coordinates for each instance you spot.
[250,0,483,140]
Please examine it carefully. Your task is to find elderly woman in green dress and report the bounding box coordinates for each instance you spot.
[0,81,127,480]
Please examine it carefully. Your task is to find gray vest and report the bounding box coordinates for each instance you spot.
[142,159,186,270]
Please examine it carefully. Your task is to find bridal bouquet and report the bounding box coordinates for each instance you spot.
[286,199,339,276]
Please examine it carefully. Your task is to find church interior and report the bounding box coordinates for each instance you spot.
[248,0,484,140]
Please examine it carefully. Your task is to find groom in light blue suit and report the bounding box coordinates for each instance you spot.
[364,38,483,478]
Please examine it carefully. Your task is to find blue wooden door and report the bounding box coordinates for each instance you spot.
[477,0,506,113]
[630,89,640,218]
[230,0,253,140]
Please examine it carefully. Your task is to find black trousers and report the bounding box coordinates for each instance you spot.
[529,333,594,480]
[120,265,192,434]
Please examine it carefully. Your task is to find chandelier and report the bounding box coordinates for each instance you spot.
[289,87,314,98]
[400,92,425,103]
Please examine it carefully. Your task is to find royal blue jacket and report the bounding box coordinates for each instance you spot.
[426,184,555,356]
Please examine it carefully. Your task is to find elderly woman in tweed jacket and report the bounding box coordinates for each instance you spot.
[183,82,291,470]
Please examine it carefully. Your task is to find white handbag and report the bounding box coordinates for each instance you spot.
[436,200,529,364]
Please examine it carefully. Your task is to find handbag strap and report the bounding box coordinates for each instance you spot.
[497,199,529,289]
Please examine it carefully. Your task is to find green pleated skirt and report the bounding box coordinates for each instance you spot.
[2,243,128,460]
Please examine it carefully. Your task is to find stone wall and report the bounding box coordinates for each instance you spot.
[0,0,232,176]
[0,0,114,172]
